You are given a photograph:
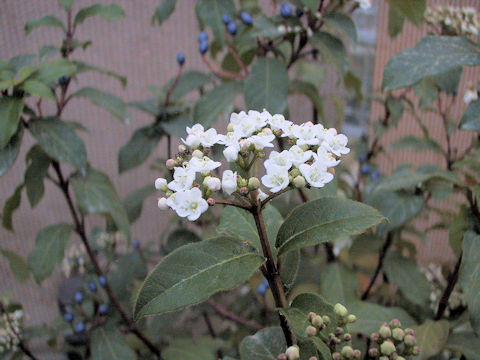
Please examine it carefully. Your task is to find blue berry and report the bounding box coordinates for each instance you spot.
[74,322,85,333]
[222,14,231,25]
[296,8,304,17]
[257,283,267,296]
[98,275,107,287]
[262,279,269,288]
[198,31,208,43]
[64,312,74,323]
[240,12,253,26]
[58,76,69,86]
[227,22,237,35]
[199,40,209,55]
[74,291,83,304]
[360,163,371,175]
[280,4,292,18]
[358,154,367,163]
[133,239,140,250]
[99,304,108,316]
[88,281,97,292]
[371,168,381,183]
[176,52,185,66]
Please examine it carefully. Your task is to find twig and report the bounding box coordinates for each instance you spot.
[215,198,252,210]
[207,299,262,330]
[435,253,462,320]
[201,55,244,80]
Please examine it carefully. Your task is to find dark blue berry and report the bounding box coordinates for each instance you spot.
[280,4,292,18]
[371,168,381,182]
[64,312,74,323]
[199,40,209,55]
[262,279,269,288]
[58,76,70,86]
[227,22,237,35]
[222,14,231,25]
[74,291,83,304]
[74,322,85,333]
[133,239,140,250]
[98,275,107,287]
[358,154,367,163]
[296,8,304,17]
[99,304,108,316]
[88,281,97,292]
[240,12,253,26]
[176,52,185,66]
[257,283,267,296]
[198,31,208,43]
[360,163,371,175]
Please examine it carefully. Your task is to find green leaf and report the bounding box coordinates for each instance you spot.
[239,327,286,360]
[301,0,320,11]
[324,12,357,42]
[134,237,264,319]
[311,32,349,76]
[73,61,127,88]
[24,15,65,35]
[118,125,164,173]
[387,6,405,38]
[0,249,30,282]
[73,87,129,122]
[281,250,300,292]
[28,223,73,284]
[24,145,51,208]
[166,229,202,253]
[0,122,23,177]
[123,184,155,223]
[459,231,480,336]
[71,167,130,237]
[0,97,24,148]
[383,252,430,305]
[58,0,74,11]
[90,327,137,360]
[320,262,358,304]
[164,337,218,360]
[21,80,56,100]
[194,81,241,127]
[446,332,480,360]
[160,114,193,138]
[34,58,77,83]
[74,4,126,26]
[196,0,235,48]
[386,0,425,27]
[413,320,449,360]
[2,183,24,231]
[109,252,147,299]
[165,70,211,100]
[28,117,87,171]
[151,0,177,26]
[382,36,480,92]
[245,57,289,115]
[460,99,480,131]
[276,197,385,256]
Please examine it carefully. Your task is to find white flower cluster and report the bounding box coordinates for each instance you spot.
[425,6,479,36]
[0,308,23,354]
[61,243,86,277]
[155,110,349,221]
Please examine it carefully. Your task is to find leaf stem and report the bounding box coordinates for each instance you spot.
[207,299,262,330]
[434,253,462,320]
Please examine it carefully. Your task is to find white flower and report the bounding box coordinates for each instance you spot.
[356,0,371,9]
[223,145,240,162]
[257,188,269,201]
[229,111,248,125]
[198,128,221,147]
[157,197,168,210]
[155,178,168,191]
[232,116,258,138]
[218,131,240,147]
[168,188,209,221]
[247,110,270,129]
[205,177,221,191]
[264,150,292,170]
[299,162,334,188]
[222,170,237,195]
[288,145,313,167]
[268,114,293,132]
[183,134,201,148]
[322,131,350,156]
[314,147,340,168]
[188,156,221,173]
[291,122,320,146]
[248,132,275,150]
[463,89,478,104]
[168,167,195,192]
[261,165,290,193]
[182,124,220,148]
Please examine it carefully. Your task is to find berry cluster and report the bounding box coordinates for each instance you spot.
[155,110,349,221]
[0,305,23,354]
[425,6,479,36]
[368,319,420,360]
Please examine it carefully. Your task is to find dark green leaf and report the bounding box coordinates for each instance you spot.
[320,262,358,304]
[387,6,405,38]
[34,59,77,83]
[24,15,65,35]
[74,4,126,26]
[164,71,212,100]
[73,61,127,88]
[73,87,129,122]
[58,0,74,11]
[160,114,193,138]
[0,97,24,148]
[166,229,202,253]
[0,122,23,177]
[164,337,218,360]
[460,99,480,131]
[446,332,480,360]
[90,327,137,360]
[324,12,357,42]
[382,36,480,92]
[276,197,385,256]
[289,79,324,115]
[71,167,130,237]
[134,237,264,319]
[123,184,155,223]
[24,145,51,208]
[28,223,73,284]
[413,320,449,360]
[281,250,300,292]
[151,0,177,26]
[0,249,30,282]
[118,125,163,173]
[2,183,24,231]
[245,58,289,115]
[386,0,425,27]
[28,117,87,171]
[21,80,56,100]
[109,252,147,299]
[311,32,349,76]
[239,327,286,360]
[196,0,235,48]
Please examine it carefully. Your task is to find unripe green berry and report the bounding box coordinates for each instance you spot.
[306,325,317,337]
[341,346,354,359]
[379,326,392,339]
[404,334,416,346]
[392,328,404,342]
[311,315,323,327]
[334,303,348,317]
[248,177,261,190]
[293,175,306,188]
[346,314,357,323]
[380,341,396,356]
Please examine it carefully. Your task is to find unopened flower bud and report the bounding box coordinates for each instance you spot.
[379,357,389,360]
[227,123,234,132]
[285,345,300,360]
[308,312,316,321]
[343,333,352,342]
[334,303,348,317]
[258,151,266,158]
[353,350,361,359]
[335,327,344,337]
[155,178,168,191]
[396,357,406,360]
[207,198,215,206]
[391,353,399,360]
[166,159,176,169]
[289,168,300,178]
[278,354,287,360]
[240,187,249,195]
[404,334,416,346]
[368,348,379,357]
[405,328,415,336]
[192,149,203,158]
[346,314,357,323]
[262,127,273,135]
[178,144,186,153]
[204,177,221,191]
[322,315,331,325]
[392,328,404,342]
[306,325,317,337]
[380,341,396,356]
[389,319,402,329]
[239,139,251,151]
[248,177,261,190]
[311,315,323,327]
[332,352,341,360]
[293,175,306,188]
[412,346,420,355]
[309,357,318,360]
[341,346,354,359]
[157,197,168,210]
[370,332,380,342]
[379,326,392,339]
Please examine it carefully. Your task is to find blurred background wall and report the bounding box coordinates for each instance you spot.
[0,0,479,355]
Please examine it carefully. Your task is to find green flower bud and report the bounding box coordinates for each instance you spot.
[306,325,317,337]
[289,168,301,178]
[308,312,316,321]
[412,346,420,356]
[248,177,261,190]
[368,348,379,357]
[370,332,380,342]
[311,315,323,328]
[192,149,203,158]
[396,357,406,360]
[335,327,344,337]
[392,328,404,342]
[343,333,352,342]
[346,314,357,324]
[341,346,354,359]
[405,328,415,336]
[332,352,341,360]
[380,341,396,356]
[353,350,361,359]
[379,326,392,339]
[322,315,331,325]
[285,345,300,360]
[404,334,416,346]
[334,303,348,317]
[227,123,234,132]
[389,319,402,329]
[293,175,306,188]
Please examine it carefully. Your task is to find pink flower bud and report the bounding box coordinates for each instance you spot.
[178,144,186,153]
[389,319,402,329]
[166,159,176,169]
[207,198,215,206]
[240,187,249,195]
[306,325,317,337]
[368,348,379,357]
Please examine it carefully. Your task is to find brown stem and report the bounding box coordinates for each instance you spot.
[435,253,462,320]
[361,231,394,300]
[252,208,294,346]
[207,299,262,330]
[226,43,249,77]
[201,55,244,80]
[438,96,453,170]
[215,198,252,210]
